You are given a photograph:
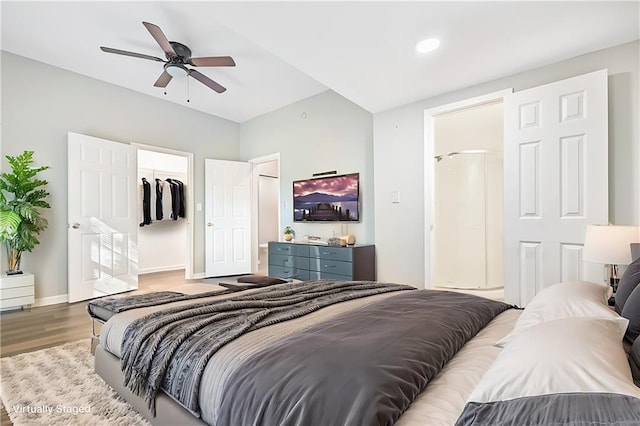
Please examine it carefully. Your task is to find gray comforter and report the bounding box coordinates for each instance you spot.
[120,280,511,424]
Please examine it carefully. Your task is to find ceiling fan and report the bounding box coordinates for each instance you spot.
[100,21,235,93]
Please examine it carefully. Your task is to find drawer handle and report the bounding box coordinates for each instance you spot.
[322,251,335,255]
[324,265,336,268]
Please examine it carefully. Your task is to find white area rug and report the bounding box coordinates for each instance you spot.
[0,339,149,425]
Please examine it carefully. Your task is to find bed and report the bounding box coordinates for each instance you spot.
[90,275,640,426]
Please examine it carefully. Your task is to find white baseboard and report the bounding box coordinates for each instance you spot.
[34,294,69,307]
[139,265,186,275]
[191,272,205,279]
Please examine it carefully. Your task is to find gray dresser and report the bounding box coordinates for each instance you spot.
[268,242,375,281]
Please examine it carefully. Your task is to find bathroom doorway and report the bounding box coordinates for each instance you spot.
[427,93,508,297]
[250,154,280,275]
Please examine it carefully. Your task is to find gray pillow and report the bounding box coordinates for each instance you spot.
[630,338,640,387]
[615,257,640,314]
[621,283,640,344]
[237,275,288,286]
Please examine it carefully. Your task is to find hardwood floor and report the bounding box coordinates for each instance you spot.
[0,270,195,426]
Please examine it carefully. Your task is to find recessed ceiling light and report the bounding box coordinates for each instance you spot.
[416,38,440,54]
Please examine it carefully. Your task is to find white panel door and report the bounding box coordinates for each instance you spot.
[205,159,251,277]
[68,132,138,302]
[504,69,608,306]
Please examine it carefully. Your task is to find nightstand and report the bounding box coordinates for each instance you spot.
[0,272,35,311]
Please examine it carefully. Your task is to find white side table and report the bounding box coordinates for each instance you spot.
[0,272,35,311]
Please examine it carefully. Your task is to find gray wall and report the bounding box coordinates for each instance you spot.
[239,90,375,245]
[1,51,240,301]
[374,40,640,288]
[3,40,637,301]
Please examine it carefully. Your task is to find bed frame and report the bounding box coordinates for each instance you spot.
[94,345,205,426]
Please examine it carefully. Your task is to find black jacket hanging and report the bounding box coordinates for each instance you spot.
[155,178,164,220]
[174,179,186,218]
[166,179,180,220]
[140,177,152,226]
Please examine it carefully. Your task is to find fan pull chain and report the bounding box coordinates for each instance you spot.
[187,78,190,103]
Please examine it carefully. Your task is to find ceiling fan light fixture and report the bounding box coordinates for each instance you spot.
[165,64,188,77]
[416,38,440,54]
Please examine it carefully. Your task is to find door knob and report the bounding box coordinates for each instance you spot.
[207,222,214,227]
[71,223,80,229]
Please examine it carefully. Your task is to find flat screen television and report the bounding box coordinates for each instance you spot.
[293,173,359,222]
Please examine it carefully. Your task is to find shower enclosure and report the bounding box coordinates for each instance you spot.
[432,150,503,289]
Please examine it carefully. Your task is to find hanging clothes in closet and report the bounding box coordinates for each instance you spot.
[140,176,186,226]
[140,177,152,226]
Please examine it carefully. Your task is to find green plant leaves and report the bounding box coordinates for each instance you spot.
[0,210,21,240]
[0,150,50,254]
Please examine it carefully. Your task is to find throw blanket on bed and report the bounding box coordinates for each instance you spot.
[455,393,640,425]
[121,280,415,415]
[87,289,235,319]
[215,289,512,426]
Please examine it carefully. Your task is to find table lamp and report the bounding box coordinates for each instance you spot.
[583,224,640,293]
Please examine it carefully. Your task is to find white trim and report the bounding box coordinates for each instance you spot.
[423,89,513,290]
[191,272,205,280]
[248,153,281,274]
[139,265,186,275]
[35,294,68,307]
[131,142,196,280]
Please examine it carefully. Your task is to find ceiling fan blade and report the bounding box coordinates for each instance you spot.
[100,46,165,62]
[142,21,177,57]
[188,56,236,67]
[153,70,173,88]
[189,70,226,93]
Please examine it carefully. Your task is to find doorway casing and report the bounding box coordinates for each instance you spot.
[132,143,195,279]
[423,89,513,290]
[249,153,281,274]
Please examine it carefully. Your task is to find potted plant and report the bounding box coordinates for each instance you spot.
[283,226,294,242]
[0,151,50,275]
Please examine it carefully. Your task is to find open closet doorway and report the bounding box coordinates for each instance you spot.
[250,153,280,275]
[425,90,511,301]
[135,144,195,280]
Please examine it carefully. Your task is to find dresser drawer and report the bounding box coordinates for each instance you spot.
[308,271,352,281]
[0,286,34,299]
[309,246,352,262]
[0,273,34,289]
[269,254,310,270]
[0,295,34,309]
[308,258,353,277]
[269,243,310,257]
[268,265,310,281]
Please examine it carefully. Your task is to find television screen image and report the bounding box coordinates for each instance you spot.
[293,173,359,222]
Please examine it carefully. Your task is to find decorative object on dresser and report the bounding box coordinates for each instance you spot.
[583,224,640,295]
[268,241,375,281]
[283,226,294,241]
[327,237,343,247]
[342,234,356,245]
[0,150,50,275]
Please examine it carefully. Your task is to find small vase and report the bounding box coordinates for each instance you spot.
[284,234,293,241]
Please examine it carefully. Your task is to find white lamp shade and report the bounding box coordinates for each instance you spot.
[583,225,640,265]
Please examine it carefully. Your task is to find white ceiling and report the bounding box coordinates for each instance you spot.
[2,1,638,123]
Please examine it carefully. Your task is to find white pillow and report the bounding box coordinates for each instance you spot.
[469,317,637,404]
[496,280,616,346]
